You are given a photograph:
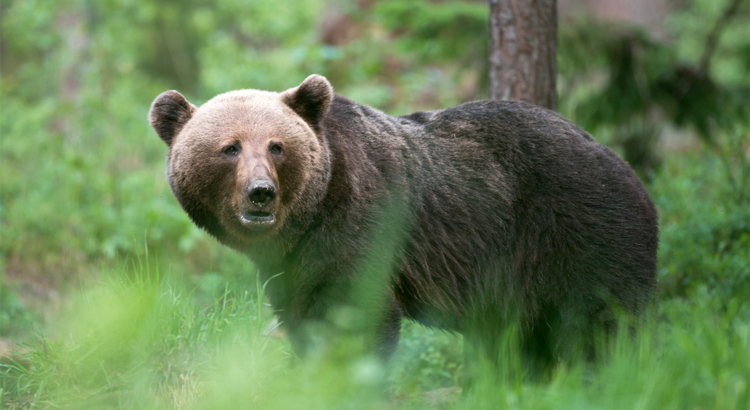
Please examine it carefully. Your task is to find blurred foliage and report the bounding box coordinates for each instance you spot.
[1,264,748,408]
[0,0,749,405]
[0,272,38,337]
[558,0,749,178]
[390,321,463,395]
[654,151,750,312]
[372,0,487,63]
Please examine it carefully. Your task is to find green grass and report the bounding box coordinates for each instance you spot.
[1,258,748,409]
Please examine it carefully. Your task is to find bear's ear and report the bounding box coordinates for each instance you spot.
[149,90,197,146]
[281,74,333,129]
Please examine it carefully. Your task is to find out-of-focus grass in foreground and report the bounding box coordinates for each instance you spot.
[1,253,748,409]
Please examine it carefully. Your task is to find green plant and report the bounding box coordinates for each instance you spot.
[2,263,748,409]
[0,273,38,338]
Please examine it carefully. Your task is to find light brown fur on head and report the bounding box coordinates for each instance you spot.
[148,75,334,245]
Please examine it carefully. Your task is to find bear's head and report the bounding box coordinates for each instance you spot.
[148,75,334,245]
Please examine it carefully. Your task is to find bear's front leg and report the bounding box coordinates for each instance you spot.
[279,292,403,362]
[373,295,403,360]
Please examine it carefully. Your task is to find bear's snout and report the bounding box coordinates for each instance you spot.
[239,179,278,226]
[248,180,277,207]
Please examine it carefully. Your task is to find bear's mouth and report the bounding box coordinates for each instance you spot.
[240,211,275,225]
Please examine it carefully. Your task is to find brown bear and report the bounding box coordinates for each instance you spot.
[149,74,658,372]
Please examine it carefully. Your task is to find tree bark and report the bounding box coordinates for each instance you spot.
[488,0,558,110]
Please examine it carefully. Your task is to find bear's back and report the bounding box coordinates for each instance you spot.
[391,100,658,328]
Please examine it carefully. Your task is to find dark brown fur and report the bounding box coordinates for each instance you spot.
[149,75,658,370]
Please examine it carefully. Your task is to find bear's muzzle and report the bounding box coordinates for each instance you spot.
[239,179,277,225]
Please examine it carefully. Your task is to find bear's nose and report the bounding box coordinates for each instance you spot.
[248,180,276,207]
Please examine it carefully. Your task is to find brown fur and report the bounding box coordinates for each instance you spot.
[149,74,658,371]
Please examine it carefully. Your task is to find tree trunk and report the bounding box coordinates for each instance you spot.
[488,0,558,110]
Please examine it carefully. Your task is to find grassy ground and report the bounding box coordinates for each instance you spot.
[1,262,748,409]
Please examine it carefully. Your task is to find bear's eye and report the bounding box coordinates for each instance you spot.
[269,142,283,156]
[223,144,241,156]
